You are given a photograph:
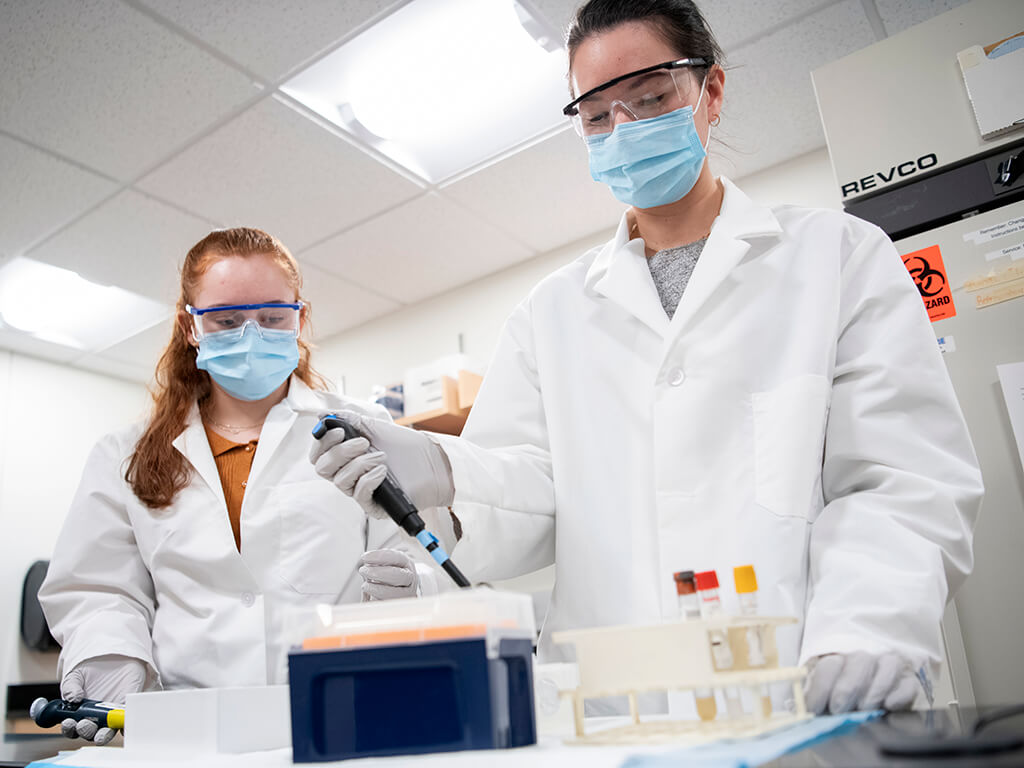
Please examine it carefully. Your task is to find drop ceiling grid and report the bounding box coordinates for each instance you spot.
[0,0,260,183]
[1,0,968,383]
[297,193,536,305]
[134,97,426,254]
[131,0,408,83]
[0,133,120,258]
[26,188,220,305]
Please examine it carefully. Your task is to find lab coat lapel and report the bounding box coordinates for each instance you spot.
[172,406,227,509]
[586,214,671,338]
[667,178,783,337]
[247,376,312,487]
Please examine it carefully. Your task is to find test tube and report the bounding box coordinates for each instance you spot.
[734,564,772,718]
[674,570,701,620]
[695,570,743,719]
[673,570,704,718]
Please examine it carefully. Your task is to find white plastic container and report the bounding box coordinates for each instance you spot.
[124,685,290,756]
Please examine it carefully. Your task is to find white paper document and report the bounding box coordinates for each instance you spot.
[997,361,1024,474]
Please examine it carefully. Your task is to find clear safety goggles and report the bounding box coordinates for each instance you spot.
[185,302,303,342]
[563,57,710,137]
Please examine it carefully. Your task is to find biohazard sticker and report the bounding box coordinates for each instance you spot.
[903,245,955,322]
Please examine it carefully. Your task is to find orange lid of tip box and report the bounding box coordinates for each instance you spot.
[302,623,490,651]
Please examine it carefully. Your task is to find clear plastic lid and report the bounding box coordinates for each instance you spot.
[288,587,535,654]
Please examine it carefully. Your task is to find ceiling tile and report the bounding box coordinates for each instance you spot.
[0,134,118,256]
[519,0,577,43]
[27,189,217,305]
[442,128,626,253]
[0,0,258,181]
[712,0,877,179]
[299,263,401,340]
[300,193,535,304]
[875,0,971,37]
[137,97,424,252]
[701,0,837,50]
[137,0,401,82]
[94,316,174,372]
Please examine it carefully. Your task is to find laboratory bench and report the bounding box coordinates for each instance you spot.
[6,708,1024,768]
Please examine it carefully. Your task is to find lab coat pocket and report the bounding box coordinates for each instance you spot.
[752,375,829,520]
[271,481,364,595]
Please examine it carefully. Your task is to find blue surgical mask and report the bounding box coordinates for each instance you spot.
[196,325,299,402]
[585,82,710,209]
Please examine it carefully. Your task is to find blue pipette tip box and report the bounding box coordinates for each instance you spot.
[288,635,536,762]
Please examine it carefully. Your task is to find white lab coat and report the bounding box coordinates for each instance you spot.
[435,178,983,692]
[40,377,410,690]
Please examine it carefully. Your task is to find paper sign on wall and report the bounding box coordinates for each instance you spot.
[903,245,956,322]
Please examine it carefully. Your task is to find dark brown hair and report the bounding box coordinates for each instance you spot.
[567,0,724,74]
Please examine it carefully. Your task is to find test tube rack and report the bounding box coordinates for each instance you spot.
[552,615,810,745]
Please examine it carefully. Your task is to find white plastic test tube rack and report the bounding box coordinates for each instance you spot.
[552,615,810,745]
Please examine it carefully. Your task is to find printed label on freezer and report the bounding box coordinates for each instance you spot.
[963,216,1024,245]
[903,245,956,322]
[984,241,1024,262]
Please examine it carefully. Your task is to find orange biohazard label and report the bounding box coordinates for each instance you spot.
[903,245,956,322]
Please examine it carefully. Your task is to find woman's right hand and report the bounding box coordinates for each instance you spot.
[60,655,147,744]
[310,411,455,519]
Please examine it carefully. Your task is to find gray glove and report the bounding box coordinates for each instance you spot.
[804,651,920,714]
[359,549,419,601]
[60,654,147,745]
[310,411,454,520]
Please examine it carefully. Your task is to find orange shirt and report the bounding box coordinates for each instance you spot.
[204,424,258,552]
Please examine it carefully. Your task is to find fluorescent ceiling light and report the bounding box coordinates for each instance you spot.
[281,0,569,184]
[0,257,169,351]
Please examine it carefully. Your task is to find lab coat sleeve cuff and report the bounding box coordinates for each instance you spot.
[431,434,481,504]
[797,632,932,677]
[58,616,156,684]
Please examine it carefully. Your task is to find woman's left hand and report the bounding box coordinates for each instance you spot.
[358,549,419,601]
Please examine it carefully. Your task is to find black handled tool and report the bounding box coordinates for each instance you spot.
[30,697,125,730]
[313,415,470,588]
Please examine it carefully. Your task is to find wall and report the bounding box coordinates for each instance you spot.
[0,351,147,722]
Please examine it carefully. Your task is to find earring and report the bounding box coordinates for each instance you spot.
[710,114,721,127]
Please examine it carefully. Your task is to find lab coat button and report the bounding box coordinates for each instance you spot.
[667,368,685,386]
[241,591,255,607]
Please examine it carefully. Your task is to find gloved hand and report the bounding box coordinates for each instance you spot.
[310,411,455,519]
[60,655,147,744]
[359,549,419,601]
[804,651,920,715]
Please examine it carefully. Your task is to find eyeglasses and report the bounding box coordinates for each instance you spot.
[186,302,303,341]
[563,57,709,137]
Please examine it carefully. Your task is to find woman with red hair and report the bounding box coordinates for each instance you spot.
[40,227,422,743]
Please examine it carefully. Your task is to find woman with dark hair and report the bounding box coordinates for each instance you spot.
[313,0,982,717]
[40,228,427,744]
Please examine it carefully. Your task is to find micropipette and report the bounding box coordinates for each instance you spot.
[313,414,471,588]
[30,696,124,731]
